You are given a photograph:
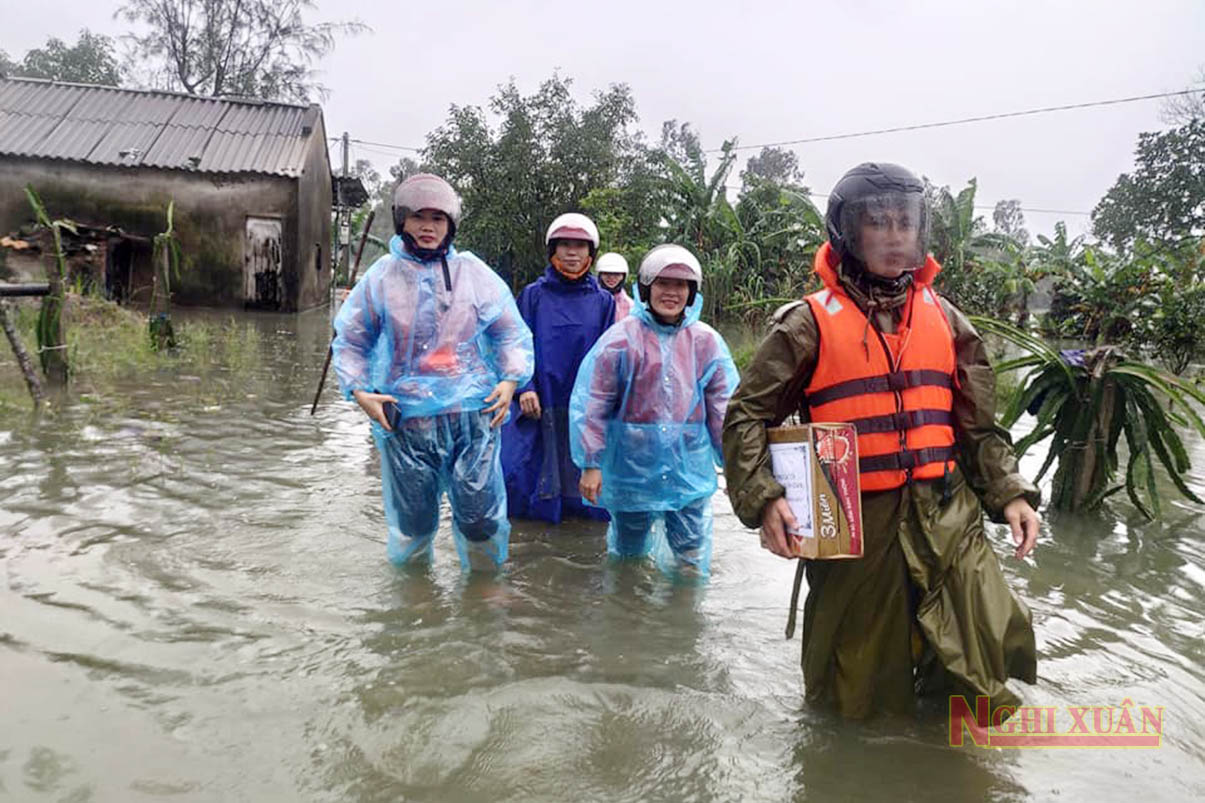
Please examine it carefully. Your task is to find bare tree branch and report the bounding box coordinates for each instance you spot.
[117,0,365,102]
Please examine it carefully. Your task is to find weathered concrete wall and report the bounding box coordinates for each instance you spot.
[0,158,304,309]
[294,118,334,311]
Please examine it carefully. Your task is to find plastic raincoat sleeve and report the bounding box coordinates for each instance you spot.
[704,340,741,462]
[569,336,625,469]
[482,281,535,387]
[331,257,385,400]
[941,299,1041,521]
[721,303,819,529]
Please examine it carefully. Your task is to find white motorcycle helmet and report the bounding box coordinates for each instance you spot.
[595,252,629,276]
[392,173,462,239]
[637,244,703,307]
[545,213,600,257]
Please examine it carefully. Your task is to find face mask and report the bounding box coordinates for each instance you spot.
[551,253,593,280]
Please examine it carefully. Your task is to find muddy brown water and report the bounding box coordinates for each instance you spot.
[2,310,1203,801]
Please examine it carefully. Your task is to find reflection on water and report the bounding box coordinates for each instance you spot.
[1,309,1203,801]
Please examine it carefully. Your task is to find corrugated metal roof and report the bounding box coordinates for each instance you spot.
[0,77,324,177]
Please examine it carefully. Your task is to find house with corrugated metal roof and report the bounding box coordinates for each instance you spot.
[0,76,333,311]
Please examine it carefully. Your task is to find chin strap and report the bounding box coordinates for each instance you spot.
[400,232,453,291]
[649,308,685,327]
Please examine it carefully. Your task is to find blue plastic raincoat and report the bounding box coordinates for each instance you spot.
[501,266,615,523]
[569,292,739,575]
[332,236,534,570]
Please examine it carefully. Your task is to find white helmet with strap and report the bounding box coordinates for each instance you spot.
[637,244,703,306]
[637,244,703,286]
[545,213,600,252]
[595,252,629,276]
[393,174,462,226]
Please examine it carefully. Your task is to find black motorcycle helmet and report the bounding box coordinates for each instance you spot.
[824,162,928,292]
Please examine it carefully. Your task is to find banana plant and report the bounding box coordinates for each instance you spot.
[660,139,738,254]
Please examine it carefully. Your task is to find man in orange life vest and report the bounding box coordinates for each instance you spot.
[721,162,1040,719]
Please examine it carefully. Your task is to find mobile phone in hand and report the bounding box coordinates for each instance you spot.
[382,400,401,430]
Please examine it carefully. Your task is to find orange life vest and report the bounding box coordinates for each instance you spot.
[803,243,957,492]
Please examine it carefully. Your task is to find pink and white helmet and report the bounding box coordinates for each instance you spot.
[637,244,703,287]
[393,173,462,226]
[545,213,600,251]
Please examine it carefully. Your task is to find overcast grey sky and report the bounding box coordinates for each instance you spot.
[7,0,1204,237]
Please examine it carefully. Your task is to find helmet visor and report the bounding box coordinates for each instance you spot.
[842,192,927,274]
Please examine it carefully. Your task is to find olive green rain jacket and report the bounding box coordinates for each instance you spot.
[721,264,1040,719]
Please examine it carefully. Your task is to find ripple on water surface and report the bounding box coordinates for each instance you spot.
[1,311,1203,801]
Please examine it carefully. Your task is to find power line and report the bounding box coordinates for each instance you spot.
[349,137,421,152]
[706,88,1201,153]
[723,186,1091,217]
[330,87,1199,159]
[353,143,417,162]
[336,84,1195,215]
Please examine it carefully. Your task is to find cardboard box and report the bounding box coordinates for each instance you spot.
[767,423,864,559]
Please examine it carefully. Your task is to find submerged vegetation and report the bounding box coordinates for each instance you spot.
[0,295,263,415]
[974,318,1205,518]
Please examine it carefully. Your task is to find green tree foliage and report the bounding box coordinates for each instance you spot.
[0,30,121,85]
[1092,120,1205,252]
[343,157,411,263]
[926,178,984,277]
[1045,247,1156,345]
[1153,281,1205,375]
[423,76,646,288]
[732,147,823,310]
[927,179,1012,317]
[648,132,826,321]
[659,125,738,254]
[741,145,806,188]
[117,0,365,102]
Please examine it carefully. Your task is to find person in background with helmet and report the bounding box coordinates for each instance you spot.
[569,244,740,578]
[500,213,616,524]
[332,173,534,572]
[595,252,633,320]
[721,162,1040,719]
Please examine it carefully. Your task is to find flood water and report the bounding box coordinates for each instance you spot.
[2,310,1203,802]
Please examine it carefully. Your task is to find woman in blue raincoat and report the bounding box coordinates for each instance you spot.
[501,213,615,523]
[569,244,739,577]
[332,174,534,572]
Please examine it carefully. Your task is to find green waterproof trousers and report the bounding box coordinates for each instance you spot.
[795,468,1036,719]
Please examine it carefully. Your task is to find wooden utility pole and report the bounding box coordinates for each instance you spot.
[339,131,351,283]
[0,298,47,407]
